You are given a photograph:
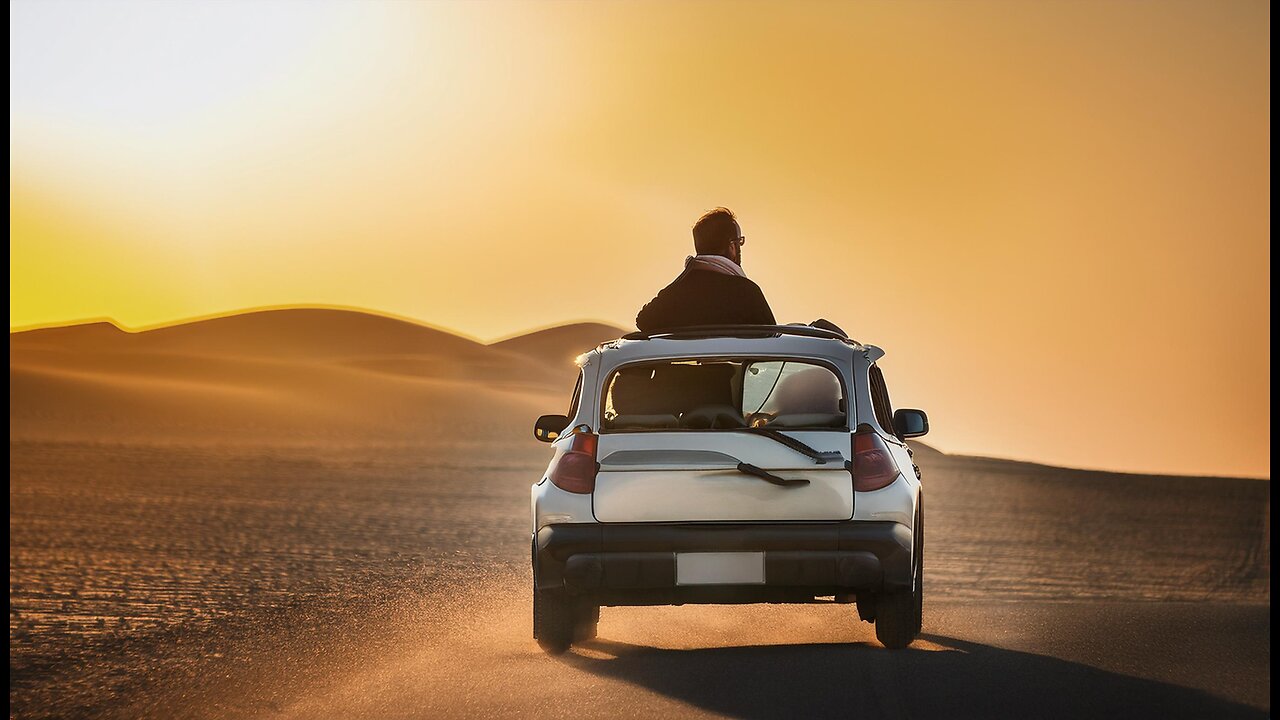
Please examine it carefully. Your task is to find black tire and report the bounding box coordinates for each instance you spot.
[874,591,916,649]
[913,500,925,635]
[533,589,576,654]
[574,603,600,641]
[855,594,876,623]
[875,503,924,649]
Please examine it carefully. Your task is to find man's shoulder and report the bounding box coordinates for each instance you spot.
[681,268,764,290]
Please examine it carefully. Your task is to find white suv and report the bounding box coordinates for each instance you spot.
[530,325,929,653]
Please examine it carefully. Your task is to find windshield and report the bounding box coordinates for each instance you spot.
[602,358,846,431]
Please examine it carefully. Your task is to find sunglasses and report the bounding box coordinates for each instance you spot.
[733,235,746,247]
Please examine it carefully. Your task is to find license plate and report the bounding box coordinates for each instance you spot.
[675,552,766,585]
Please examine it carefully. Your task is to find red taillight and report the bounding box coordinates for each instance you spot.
[549,431,598,494]
[852,424,900,492]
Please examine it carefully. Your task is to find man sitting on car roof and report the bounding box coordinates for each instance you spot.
[635,207,776,332]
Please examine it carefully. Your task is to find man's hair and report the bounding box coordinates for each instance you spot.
[692,207,739,256]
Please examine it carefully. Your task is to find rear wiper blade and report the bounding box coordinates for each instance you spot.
[735,462,810,487]
[740,427,844,464]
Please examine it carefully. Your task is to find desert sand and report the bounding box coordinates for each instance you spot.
[8,309,1271,719]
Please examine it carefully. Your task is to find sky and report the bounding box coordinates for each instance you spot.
[9,0,1270,478]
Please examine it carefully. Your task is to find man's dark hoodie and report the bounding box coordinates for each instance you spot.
[635,263,776,332]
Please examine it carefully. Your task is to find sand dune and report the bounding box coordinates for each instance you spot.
[13,310,488,359]
[12,309,623,364]
[9,309,623,445]
[491,322,627,365]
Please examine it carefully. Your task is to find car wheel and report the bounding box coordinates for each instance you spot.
[533,588,576,654]
[874,592,915,649]
[913,500,924,635]
[855,594,876,623]
[574,603,600,641]
[875,503,923,649]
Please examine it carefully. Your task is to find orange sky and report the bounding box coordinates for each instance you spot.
[9,0,1270,478]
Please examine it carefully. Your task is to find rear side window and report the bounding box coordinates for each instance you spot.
[602,358,846,431]
[868,364,897,437]
[567,372,583,418]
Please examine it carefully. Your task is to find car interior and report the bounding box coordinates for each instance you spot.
[602,359,847,431]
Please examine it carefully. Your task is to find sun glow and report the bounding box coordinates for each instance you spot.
[9,0,1269,478]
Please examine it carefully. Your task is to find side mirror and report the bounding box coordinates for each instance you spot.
[534,414,571,443]
[892,409,929,438]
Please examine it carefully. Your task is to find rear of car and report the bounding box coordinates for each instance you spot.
[530,329,927,652]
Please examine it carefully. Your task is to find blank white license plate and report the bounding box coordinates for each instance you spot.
[675,552,766,585]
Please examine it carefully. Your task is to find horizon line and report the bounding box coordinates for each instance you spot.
[8,303,628,346]
[8,305,1271,482]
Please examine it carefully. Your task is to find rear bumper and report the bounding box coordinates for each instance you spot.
[534,521,912,606]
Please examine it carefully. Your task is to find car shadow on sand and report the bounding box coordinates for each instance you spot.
[558,634,1265,720]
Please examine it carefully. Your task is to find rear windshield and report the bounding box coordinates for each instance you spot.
[602,358,846,431]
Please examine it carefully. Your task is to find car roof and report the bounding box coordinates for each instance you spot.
[579,327,885,368]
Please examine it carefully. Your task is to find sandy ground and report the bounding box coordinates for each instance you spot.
[8,310,1272,718]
